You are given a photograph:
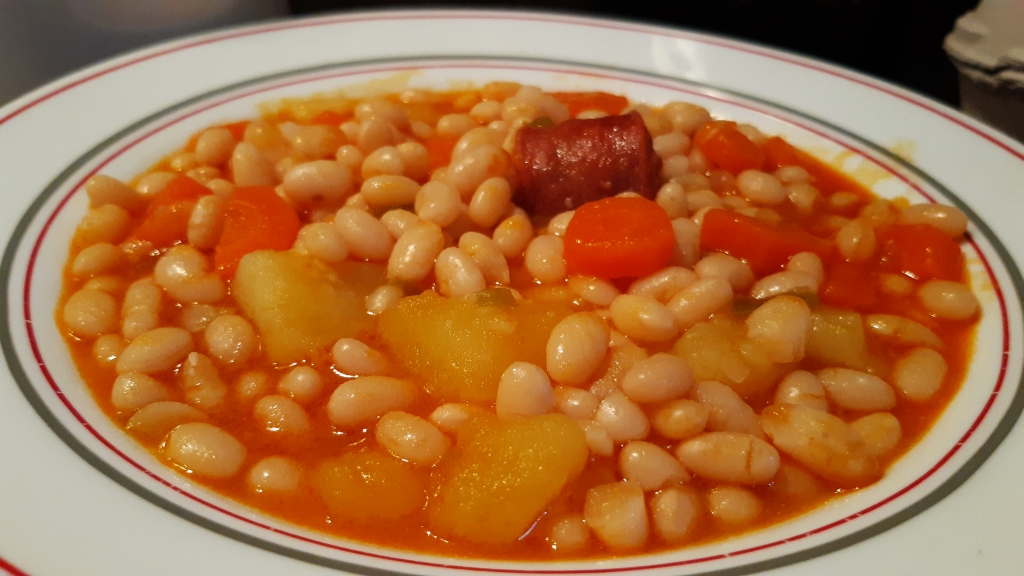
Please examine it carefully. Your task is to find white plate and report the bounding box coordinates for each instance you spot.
[2,10,1024,576]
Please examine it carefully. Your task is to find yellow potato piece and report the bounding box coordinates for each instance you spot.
[428,413,588,544]
[672,315,787,397]
[311,450,426,522]
[233,251,377,364]
[379,290,571,403]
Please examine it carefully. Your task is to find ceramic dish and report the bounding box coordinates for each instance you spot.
[2,10,1024,576]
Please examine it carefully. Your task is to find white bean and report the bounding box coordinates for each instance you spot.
[414,181,462,227]
[524,235,566,284]
[181,352,227,411]
[277,366,322,405]
[864,314,943,349]
[736,170,786,205]
[126,401,208,442]
[458,232,510,285]
[578,419,615,456]
[667,278,733,329]
[116,327,193,374]
[111,373,169,412]
[594,392,650,442]
[546,312,609,385]
[248,456,302,494]
[651,399,709,440]
[749,270,819,300]
[691,380,764,438]
[745,295,811,363]
[891,347,947,401]
[818,368,896,411]
[361,175,420,208]
[365,285,404,315]
[254,394,311,435]
[761,403,878,485]
[584,482,648,550]
[375,411,449,465]
[553,386,599,420]
[620,353,693,403]
[468,177,512,228]
[619,441,690,490]
[675,432,779,484]
[164,422,246,478]
[493,213,534,258]
[332,338,387,376]
[187,195,226,250]
[386,221,444,283]
[72,243,124,277]
[851,413,902,457]
[496,362,555,418]
[435,247,487,297]
[629,267,697,303]
[918,280,979,320]
[774,370,829,411]
[203,314,256,365]
[650,486,701,542]
[609,294,680,344]
[707,486,761,525]
[334,208,394,262]
[326,376,416,429]
[63,289,118,338]
[900,204,969,237]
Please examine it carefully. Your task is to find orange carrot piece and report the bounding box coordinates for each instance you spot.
[820,261,879,310]
[875,223,964,282]
[128,176,210,248]
[214,186,301,278]
[693,121,766,174]
[550,92,629,118]
[700,209,833,275]
[563,196,675,280]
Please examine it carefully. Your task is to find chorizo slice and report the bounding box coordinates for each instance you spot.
[512,111,662,215]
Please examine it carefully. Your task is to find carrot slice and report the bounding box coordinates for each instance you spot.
[563,196,675,280]
[820,261,879,310]
[875,223,964,282]
[693,121,765,174]
[128,176,210,248]
[700,209,833,275]
[214,186,301,278]
[550,92,629,118]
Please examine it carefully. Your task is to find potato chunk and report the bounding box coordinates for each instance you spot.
[379,290,572,403]
[805,307,873,371]
[233,251,373,364]
[672,315,787,397]
[428,413,588,544]
[311,450,426,522]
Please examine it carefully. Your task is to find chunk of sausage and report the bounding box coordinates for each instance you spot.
[511,111,662,215]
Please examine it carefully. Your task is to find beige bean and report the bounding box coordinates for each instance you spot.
[736,170,786,205]
[774,370,829,411]
[414,181,462,227]
[203,314,256,365]
[661,155,690,179]
[361,146,405,179]
[435,247,487,297]
[667,277,733,329]
[694,253,754,292]
[458,232,510,285]
[121,278,162,340]
[670,217,701,267]
[619,441,690,491]
[651,399,708,440]
[745,295,811,363]
[206,178,235,198]
[327,376,416,429]
[750,270,819,300]
[93,334,126,367]
[496,362,554,418]
[786,252,825,285]
[445,144,508,199]
[111,373,169,412]
[663,102,711,135]
[836,219,877,262]
[578,419,615,456]
[761,403,879,485]
[178,303,224,333]
[546,312,609,385]
[676,432,779,484]
[767,462,820,502]
[63,288,118,338]
[650,486,701,542]
[589,341,648,399]
[851,412,902,457]
[493,213,534,258]
[524,235,566,284]
[609,294,680,344]
[470,100,503,124]
[116,327,193,374]
[332,338,387,376]
[829,191,860,212]
[865,314,943,349]
[254,394,311,435]
[278,366,322,405]
[547,514,591,552]
[429,403,488,435]
[335,144,365,171]
[787,182,819,214]
[691,380,764,437]
[248,456,302,494]
[181,352,227,411]
[818,367,896,411]
[451,127,505,160]
[386,221,444,283]
[396,141,430,182]
[686,189,724,212]
[164,422,246,478]
[72,243,124,277]
[85,174,146,213]
[194,127,236,166]
[900,204,969,237]
[379,209,421,241]
[553,386,599,420]
[567,275,619,307]
[584,482,648,549]
[655,181,688,219]
[354,98,409,131]
[365,285,404,315]
[707,486,761,525]
[594,392,650,442]
[653,132,690,158]
[468,177,512,228]
[235,371,270,403]
[375,411,449,465]
[334,208,393,261]
[891,347,947,402]
[361,175,420,208]
[186,195,226,250]
[74,204,132,246]
[278,122,341,159]
[135,171,177,197]
[231,142,277,186]
[295,222,349,263]
[153,246,224,304]
[774,165,810,184]
[357,119,397,153]
[620,353,693,404]
[918,280,979,320]
[125,401,207,442]
[436,113,478,138]
[82,275,125,295]
[628,267,697,303]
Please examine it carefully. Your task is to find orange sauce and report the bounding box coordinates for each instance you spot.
[57,88,977,560]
